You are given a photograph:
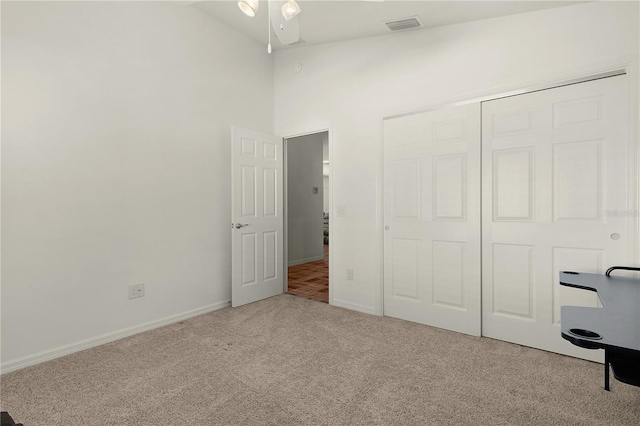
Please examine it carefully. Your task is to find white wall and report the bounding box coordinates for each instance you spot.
[1,1,274,368]
[287,133,325,265]
[323,177,330,213]
[323,135,330,212]
[274,1,640,314]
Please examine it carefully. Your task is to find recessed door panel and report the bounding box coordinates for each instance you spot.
[242,138,257,157]
[553,96,602,128]
[263,231,277,281]
[391,238,420,300]
[263,142,277,161]
[241,233,257,286]
[553,140,602,221]
[433,119,464,143]
[432,241,465,310]
[491,244,533,319]
[241,166,257,217]
[263,168,277,217]
[493,148,534,221]
[393,159,421,219]
[492,108,533,137]
[433,154,466,221]
[388,127,418,147]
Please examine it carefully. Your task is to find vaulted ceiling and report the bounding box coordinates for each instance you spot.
[191,1,586,50]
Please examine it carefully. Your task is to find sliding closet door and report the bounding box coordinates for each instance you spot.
[383,104,481,336]
[481,75,629,361]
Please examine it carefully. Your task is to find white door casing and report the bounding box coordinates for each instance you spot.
[481,75,629,361]
[231,126,284,307]
[383,104,482,336]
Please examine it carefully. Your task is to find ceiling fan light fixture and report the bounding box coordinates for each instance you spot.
[281,0,301,21]
[238,0,259,17]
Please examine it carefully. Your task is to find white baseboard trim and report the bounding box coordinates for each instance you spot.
[331,298,377,315]
[288,255,324,267]
[0,300,231,375]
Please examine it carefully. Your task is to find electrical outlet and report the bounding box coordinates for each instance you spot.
[346,269,354,281]
[129,283,145,299]
[337,206,347,217]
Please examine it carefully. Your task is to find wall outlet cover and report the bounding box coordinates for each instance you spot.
[129,283,145,299]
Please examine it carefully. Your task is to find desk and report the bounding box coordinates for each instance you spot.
[559,268,640,391]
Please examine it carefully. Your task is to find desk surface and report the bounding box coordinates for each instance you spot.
[559,271,640,355]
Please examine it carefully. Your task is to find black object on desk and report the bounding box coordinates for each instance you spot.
[559,266,640,391]
[1,412,24,426]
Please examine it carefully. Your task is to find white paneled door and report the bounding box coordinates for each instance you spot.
[482,75,629,361]
[383,104,482,336]
[231,127,284,307]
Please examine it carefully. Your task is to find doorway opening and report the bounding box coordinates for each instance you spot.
[284,131,330,303]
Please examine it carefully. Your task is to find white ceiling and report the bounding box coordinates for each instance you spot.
[191,0,586,50]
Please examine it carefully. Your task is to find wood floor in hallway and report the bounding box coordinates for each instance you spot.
[287,245,329,303]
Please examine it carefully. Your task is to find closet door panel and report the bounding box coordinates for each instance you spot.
[383,104,481,336]
[481,75,629,361]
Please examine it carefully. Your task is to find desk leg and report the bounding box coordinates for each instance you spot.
[604,350,610,391]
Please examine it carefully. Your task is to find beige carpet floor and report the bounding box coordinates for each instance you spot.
[1,294,639,425]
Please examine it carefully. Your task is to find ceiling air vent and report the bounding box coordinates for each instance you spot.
[384,17,422,32]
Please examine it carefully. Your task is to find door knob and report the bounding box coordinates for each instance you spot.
[235,223,249,229]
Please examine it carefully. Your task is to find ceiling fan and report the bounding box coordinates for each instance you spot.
[237,0,384,53]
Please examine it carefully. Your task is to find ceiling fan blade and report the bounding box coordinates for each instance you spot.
[270,1,300,45]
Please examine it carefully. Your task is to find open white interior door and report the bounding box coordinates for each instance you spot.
[232,126,284,307]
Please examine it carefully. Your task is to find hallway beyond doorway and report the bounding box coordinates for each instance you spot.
[287,245,329,303]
